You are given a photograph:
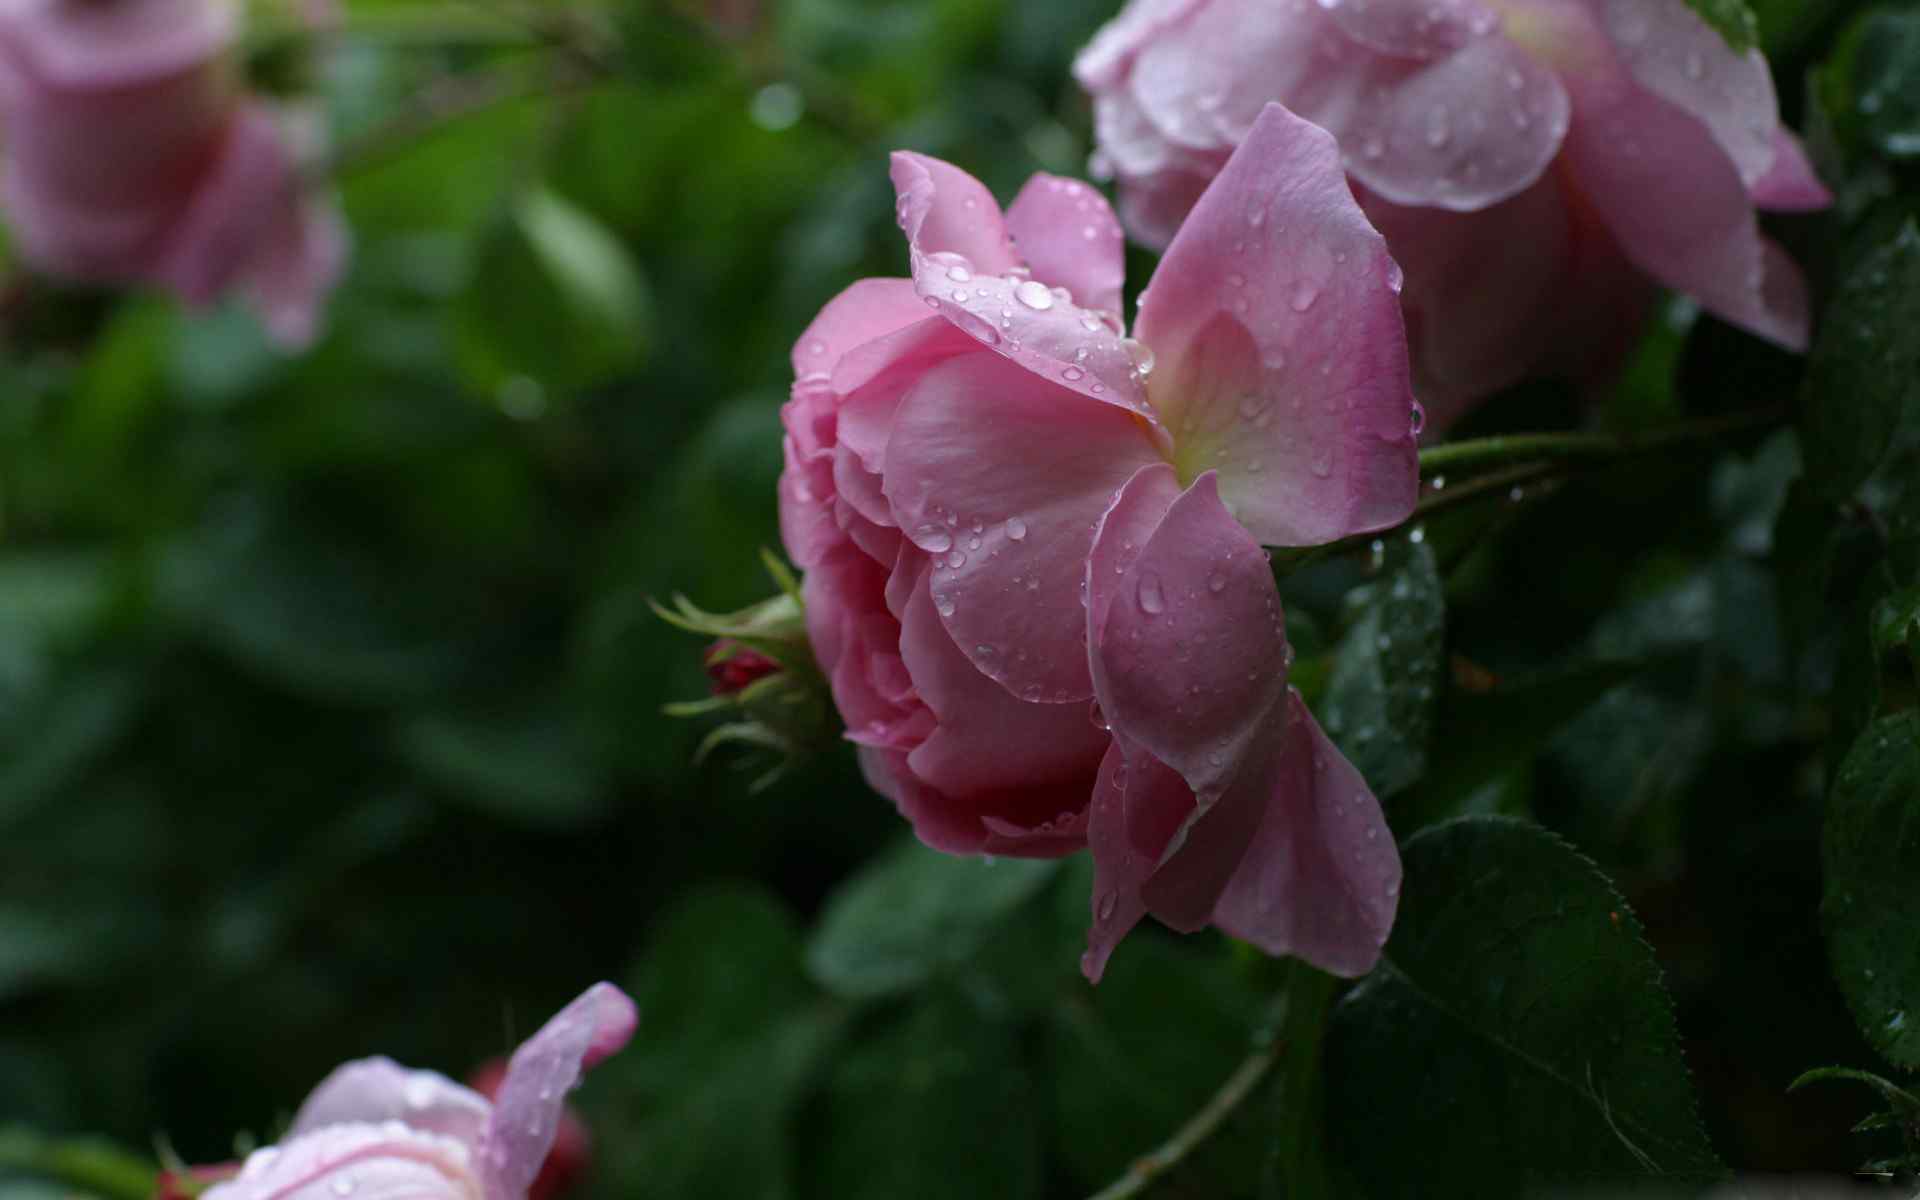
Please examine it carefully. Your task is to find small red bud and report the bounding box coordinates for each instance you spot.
[705,640,782,696]
[468,1059,592,1200]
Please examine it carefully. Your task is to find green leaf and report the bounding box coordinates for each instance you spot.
[1685,0,1760,52]
[1403,660,1644,831]
[1324,817,1723,1197]
[807,838,1059,999]
[598,887,839,1200]
[394,693,610,829]
[1801,222,1920,501]
[453,186,651,401]
[800,992,1042,1200]
[1822,710,1920,1071]
[1319,538,1445,799]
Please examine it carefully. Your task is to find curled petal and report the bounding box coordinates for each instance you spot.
[203,1123,480,1200]
[1139,103,1419,546]
[1750,128,1833,212]
[881,352,1162,704]
[888,151,1020,278]
[1089,468,1289,804]
[1004,174,1127,319]
[1210,692,1400,977]
[1559,63,1812,350]
[1589,0,1780,187]
[892,148,1159,418]
[479,983,637,1200]
[1082,737,1189,982]
[290,1060,491,1147]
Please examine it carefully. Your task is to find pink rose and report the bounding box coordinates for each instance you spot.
[782,103,1415,981]
[1075,0,1833,426]
[202,983,637,1200]
[0,0,347,347]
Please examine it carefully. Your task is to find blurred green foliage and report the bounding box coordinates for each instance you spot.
[1,0,1918,1196]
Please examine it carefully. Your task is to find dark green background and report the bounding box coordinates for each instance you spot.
[2,0,1917,1195]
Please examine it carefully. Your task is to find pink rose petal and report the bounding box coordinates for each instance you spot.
[881,351,1163,704]
[290,1060,491,1147]
[479,983,637,1200]
[1211,691,1401,978]
[1138,103,1419,546]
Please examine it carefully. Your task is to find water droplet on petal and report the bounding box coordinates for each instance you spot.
[1006,516,1028,541]
[913,524,954,553]
[1014,280,1055,310]
[1137,572,1166,615]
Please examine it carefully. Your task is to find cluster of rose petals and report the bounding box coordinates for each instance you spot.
[781,103,1414,981]
[1075,0,1833,426]
[0,0,347,347]
[203,983,637,1200]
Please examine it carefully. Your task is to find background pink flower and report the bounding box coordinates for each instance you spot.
[1075,0,1833,426]
[202,983,636,1200]
[0,0,347,347]
[781,103,1416,981]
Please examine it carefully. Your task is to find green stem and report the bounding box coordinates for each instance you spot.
[1417,405,1785,478]
[1086,1045,1282,1200]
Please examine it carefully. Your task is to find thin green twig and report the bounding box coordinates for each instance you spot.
[1417,405,1785,477]
[1086,1045,1282,1200]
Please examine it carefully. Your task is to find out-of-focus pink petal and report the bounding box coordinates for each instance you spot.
[1211,692,1400,977]
[790,278,927,379]
[894,161,1155,417]
[881,352,1162,703]
[1127,0,1345,155]
[1356,181,1568,424]
[1313,0,1495,58]
[896,565,1110,798]
[1090,469,1289,803]
[1123,0,1565,210]
[1330,36,1571,211]
[1073,0,1207,90]
[888,151,1021,278]
[1003,173,1126,319]
[1138,103,1419,546]
[203,1124,479,1200]
[1750,128,1833,212]
[1111,162,1217,252]
[151,104,296,307]
[479,983,637,1200]
[1559,65,1811,350]
[1589,0,1780,187]
[290,1059,491,1147]
[0,0,235,89]
[243,192,348,349]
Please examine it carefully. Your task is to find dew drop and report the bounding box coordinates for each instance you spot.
[1137,572,1166,615]
[1096,891,1119,922]
[1014,279,1055,310]
[1007,516,1028,541]
[913,524,954,553]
